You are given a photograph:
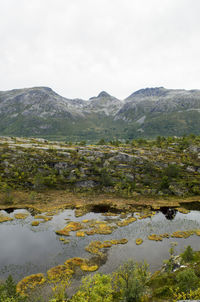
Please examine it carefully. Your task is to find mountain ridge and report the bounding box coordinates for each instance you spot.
[1,86,200,140]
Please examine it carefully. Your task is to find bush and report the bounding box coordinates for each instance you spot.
[71,274,114,302]
[181,245,194,263]
[1,184,14,205]
[164,164,180,178]
[153,285,171,298]
[97,138,106,145]
[114,260,150,302]
[176,268,199,293]
[0,275,26,302]
[160,176,169,190]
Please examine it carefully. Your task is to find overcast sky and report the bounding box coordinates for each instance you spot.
[0,0,200,99]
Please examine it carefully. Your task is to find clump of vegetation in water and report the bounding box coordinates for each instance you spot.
[148,233,169,241]
[16,273,45,296]
[116,217,136,227]
[64,257,99,273]
[6,249,200,301]
[14,213,29,219]
[0,214,13,223]
[85,239,128,256]
[135,238,143,245]
[47,265,74,281]
[56,221,83,236]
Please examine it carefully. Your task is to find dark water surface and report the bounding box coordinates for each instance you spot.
[1,207,200,281]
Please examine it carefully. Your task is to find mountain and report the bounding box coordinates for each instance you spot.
[1,86,200,140]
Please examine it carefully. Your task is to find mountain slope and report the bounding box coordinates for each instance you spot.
[1,86,200,140]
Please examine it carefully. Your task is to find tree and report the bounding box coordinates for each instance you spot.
[113,260,150,302]
[71,274,114,302]
[181,245,194,263]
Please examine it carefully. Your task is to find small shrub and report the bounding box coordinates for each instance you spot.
[181,245,194,263]
[154,285,171,298]
[1,184,14,205]
[114,260,150,302]
[176,268,199,292]
[164,164,180,178]
[71,273,114,302]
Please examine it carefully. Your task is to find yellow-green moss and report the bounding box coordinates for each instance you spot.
[0,215,13,223]
[85,238,128,255]
[148,233,170,241]
[102,212,119,217]
[110,238,128,245]
[16,273,45,295]
[31,221,40,226]
[76,231,85,237]
[177,208,190,214]
[85,241,103,255]
[34,215,52,222]
[55,227,70,236]
[14,213,29,219]
[95,223,113,235]
[64,257,86,268]
[80,264,98,272]
[148,234,163,241]
[64,257,99,272]
[171,230,194,238]
[59,237,70,244]
[85,229,96,236]
[56,221,83,236]
[136,238,143,245]
[117,217,137,227]
[75,207,88,217]
[47,265,73,281]
[65,221,83,231]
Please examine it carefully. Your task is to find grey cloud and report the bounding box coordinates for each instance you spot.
[0,0,200,99]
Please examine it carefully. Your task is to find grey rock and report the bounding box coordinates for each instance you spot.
[75,180,97,188]
[186,166,196,173]
[110,152,135,163]
[54,162,68,170]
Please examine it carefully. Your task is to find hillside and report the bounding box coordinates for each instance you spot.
[1,86,200,140]
[1,135,200,200]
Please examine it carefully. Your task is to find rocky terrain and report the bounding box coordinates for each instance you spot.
[1,86,200,140]
[1,135,200,199]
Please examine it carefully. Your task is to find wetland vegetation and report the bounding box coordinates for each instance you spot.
[1,135,200,301]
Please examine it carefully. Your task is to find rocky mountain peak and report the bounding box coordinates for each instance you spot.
[126,87,167,101]
[97,91,111,98]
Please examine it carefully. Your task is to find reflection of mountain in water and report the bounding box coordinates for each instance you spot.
[160,207,177,220]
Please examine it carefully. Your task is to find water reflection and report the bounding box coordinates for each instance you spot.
[160,207,177,220]
[1,206,200,280]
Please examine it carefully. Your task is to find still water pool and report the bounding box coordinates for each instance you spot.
[1,206,200,281]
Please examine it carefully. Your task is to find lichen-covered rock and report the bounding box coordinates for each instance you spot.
[75,180,97,188]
